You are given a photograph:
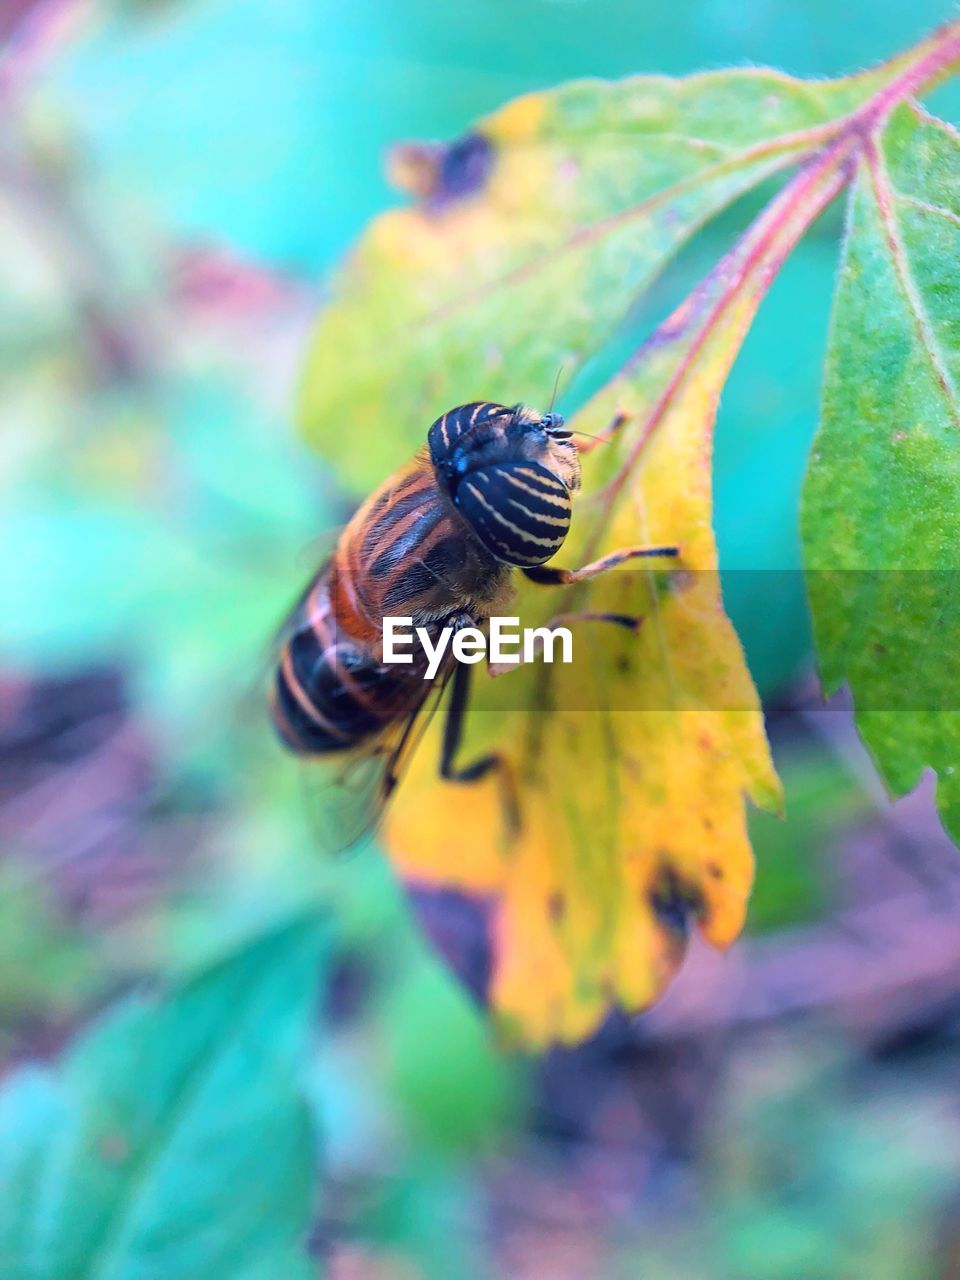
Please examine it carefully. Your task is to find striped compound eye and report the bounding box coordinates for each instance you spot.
[454,461,572,566]
[427,401,511,466]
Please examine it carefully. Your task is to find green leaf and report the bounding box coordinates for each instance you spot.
[300,64,895,490]
[383,960,522,1150]
[747,750,868,934]
[0,918,325,1280]
[802,104,960,839]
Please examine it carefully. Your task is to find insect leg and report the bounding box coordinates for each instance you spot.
[573,410,629,455]
[521,544,679,586]
[382,703,424,799]
[547,609,642,632]
[440,660,520,833]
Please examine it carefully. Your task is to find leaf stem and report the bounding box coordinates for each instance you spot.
[588,135,856,547]
[852,18,960,128]
[584,17,960,552]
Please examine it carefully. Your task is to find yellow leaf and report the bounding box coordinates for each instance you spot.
[385,146,856,1048]
[288,24,960,1046]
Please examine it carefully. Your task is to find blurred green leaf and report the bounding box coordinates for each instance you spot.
[356,1159,486,1280]
[747,750,868,933]
[712,1048,956,1280]
[0,864,107,1050]
[802,104,960,841]
[0,918,325,1280]
[383,959,522,1151]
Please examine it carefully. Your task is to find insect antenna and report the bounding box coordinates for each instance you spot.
[544,362,616,446]
[547,361,567,416]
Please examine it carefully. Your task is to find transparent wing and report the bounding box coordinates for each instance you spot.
[297,665,453,856]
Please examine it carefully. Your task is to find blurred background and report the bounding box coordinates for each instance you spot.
[2,1,960,1276]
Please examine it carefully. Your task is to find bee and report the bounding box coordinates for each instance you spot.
[270,400,677,847]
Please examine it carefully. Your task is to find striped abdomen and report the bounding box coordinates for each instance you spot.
[333,453,509,640]
[271,453,507,757]
[271,565,429,755]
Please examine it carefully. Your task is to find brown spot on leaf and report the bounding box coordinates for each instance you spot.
[386,142,441,198]
[387,133,494,208]
[548,891,566,923]
[649,866,706,938]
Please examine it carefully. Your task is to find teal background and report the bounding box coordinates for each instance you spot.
[40,0,960,693]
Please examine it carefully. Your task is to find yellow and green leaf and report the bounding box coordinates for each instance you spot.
[300,61,910,491]
[383,147,860,1046]
[299,23,960,1045]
